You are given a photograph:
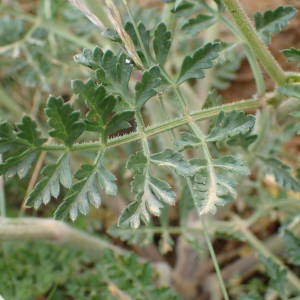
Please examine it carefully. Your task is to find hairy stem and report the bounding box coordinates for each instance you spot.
[222,0,286,85]
[186,178,230,300]
[39,98,259,152]
[221,16,265,95]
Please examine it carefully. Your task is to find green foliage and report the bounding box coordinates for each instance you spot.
[259,255,287,298]
[283,229,300,266]
[0,242,179,300]
[207,110,255,143]
[255,6,297,44]
[135,66,161,109]
[182,14,217,35]
[282,48,300,67]
[150,148,198,176]
[2,1,300,298]
[46,96,85,146]
[25,153,72,209]
[278,84,300,99]
[54,158,117,221]
[190,156,249,214]
[72,79,134,139]
[0,116,45,178]
[153,23,171,66]
[119,151,177,228]
[259,157,300,191]
[177,42,221,84]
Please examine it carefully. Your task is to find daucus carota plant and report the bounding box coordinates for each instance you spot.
[1,0,300,298]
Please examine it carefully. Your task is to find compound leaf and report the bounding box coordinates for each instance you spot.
[283,230,300,266]
[278,84,300,99]
[255,6,297,44]
[153,23,171,66]
[118,200,145,229]
[207,111,255,142]
[0,122,15,153]
[119,152,176,228]
[259,157,300,191]
[259,255,287,297]
[108,226,154,246]
[17,116,46,147]
[106,110,135,138]
[135,66,161,109]
[54,159,117,221]
[282,48,300,68]
[25,153,72,209]
[151,148,198,176]
[191,156,249,215]
[177,42,220,84]
[175,131,201,150]
[118,176,176,228]
[182,14,217,35]
[72,79,117,132]
[0,149,38,179]
[45,96,85,146]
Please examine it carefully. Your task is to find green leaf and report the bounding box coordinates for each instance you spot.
[135,66,161,109]
[182,14,217,35]
[25,153,72,209]
[151,148,198,176]
[174,131,201,150]
[127,152,148,173]
[75,48,133,101]
[177,42,220,84]
[17,116,46,147]
[108,226,154,246]
[118,200,146,229]
[0,149,38,179]
[153,23,171,66]
[172,0,195,17]
[119,176,176,228]
[283,230,300,266]
[95,51,133,100]
[191,156,249,214]
[281,48,300,68]
[277,84,300,99]
[54,160,116,221]
[124,22,150,65]
[255,6,297,44]
[73,47,103,70]
[259,157,300,191]
[202,89,222,109]
[207,111,255,142]
[259,255,287,297]
[213,51,243,90]
[72,79,117,132]
[0,122,15,153]
[105,110,135,138]
[45,96,85,146]
[120,152,176,228]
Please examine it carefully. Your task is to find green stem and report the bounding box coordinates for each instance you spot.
[221,16,265,95]
[201,218,230,300]
[40,98,259,152]
[222,0,286,85]
[0,217,127,255]
[186,178,230,300]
